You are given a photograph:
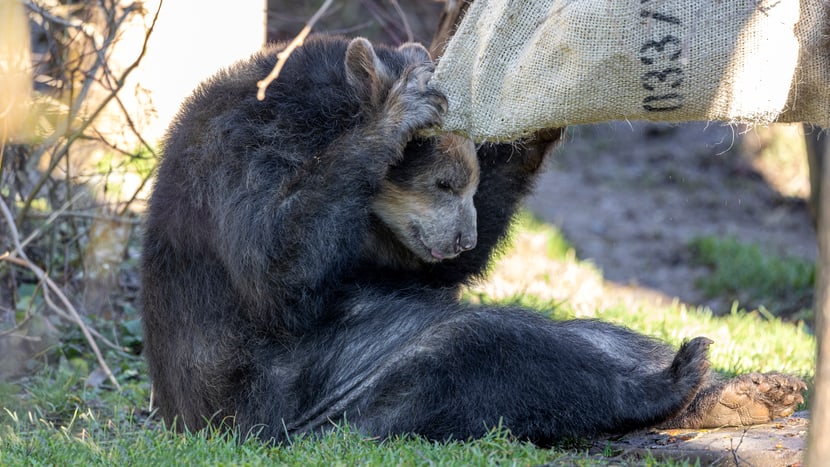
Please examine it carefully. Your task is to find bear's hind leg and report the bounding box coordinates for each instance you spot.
[598,336,714,435]
[333,309,718,442]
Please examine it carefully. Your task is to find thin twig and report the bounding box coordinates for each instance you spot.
[39,278,127,353]
[26,210,141,224]
[389,0,413,43]
[20,191,87,250]
[256,0,334,101]
[1,254,127,353]
[0,279,42,338]
[0,197,122,391]
[0,123,7,206]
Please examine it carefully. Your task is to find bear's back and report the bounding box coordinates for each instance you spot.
[163,37,360,169]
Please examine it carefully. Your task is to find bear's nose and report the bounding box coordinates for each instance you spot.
[455,232,477,253]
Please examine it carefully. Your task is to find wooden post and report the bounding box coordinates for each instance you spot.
[806,134,830,465]
[804,125,824,229]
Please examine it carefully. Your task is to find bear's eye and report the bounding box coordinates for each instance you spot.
[436,180,453,191]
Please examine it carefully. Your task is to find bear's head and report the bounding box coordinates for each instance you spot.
[370,134,479,265]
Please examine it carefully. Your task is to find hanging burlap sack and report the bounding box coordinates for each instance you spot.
[431,0,830,142]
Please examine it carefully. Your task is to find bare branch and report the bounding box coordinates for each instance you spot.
[0,279,42,338]
[39,279,127,353]
[25,0,105,50]
[19,0,162,222]
[256,0,334,101]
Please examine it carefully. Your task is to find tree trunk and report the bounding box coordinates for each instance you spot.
[806,132,830,465]
[804,125,824,230]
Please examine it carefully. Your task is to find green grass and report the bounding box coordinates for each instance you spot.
[510,210,575,261]
[0,402,699,466]
[0,218,815,466]
[690,235,815,320]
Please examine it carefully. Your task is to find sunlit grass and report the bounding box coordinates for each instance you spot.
[741,124,810,198]
[690,235,815,320]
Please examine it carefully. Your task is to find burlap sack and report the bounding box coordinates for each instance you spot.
[431,0,830,142]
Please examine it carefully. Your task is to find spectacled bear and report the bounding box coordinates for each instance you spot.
[140,35,805,445]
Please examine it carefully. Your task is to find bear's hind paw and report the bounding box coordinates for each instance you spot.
[698,372,806,427]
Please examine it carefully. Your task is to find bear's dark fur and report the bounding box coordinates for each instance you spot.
[140,35,805,445]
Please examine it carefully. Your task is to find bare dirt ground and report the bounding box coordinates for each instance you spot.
[605,411,809,467]
[525,121,818,314]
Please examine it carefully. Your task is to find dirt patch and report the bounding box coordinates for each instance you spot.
[597,411,809,467]
[526,121,818,314]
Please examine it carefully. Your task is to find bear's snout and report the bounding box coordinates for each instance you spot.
[455,231,477,253]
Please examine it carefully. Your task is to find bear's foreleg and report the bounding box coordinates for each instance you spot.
[215,39,447,332]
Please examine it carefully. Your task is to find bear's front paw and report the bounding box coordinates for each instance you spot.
[384,63,448,144]
[698,372,806,427]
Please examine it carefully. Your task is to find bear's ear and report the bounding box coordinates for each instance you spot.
[397,42,432,65]
[345,37,388,105]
